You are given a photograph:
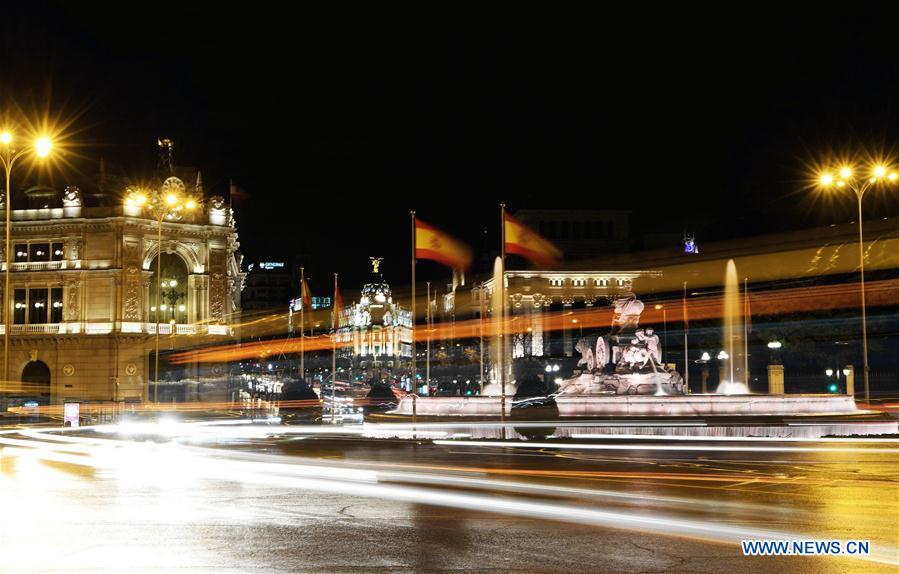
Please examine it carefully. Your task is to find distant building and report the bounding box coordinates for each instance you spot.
[335,258,412,380]
[241,261,294,311]
[287,296,331,336]
[513,209,630,261]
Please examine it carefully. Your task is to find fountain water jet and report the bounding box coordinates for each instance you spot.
[483,257,513,396]
[718,259,750,394]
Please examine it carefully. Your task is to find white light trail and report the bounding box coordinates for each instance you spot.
[2,426,895,566]
[432,439,899,454]
[570,433,899,443]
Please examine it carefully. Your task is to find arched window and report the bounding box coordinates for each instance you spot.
[149,253,189,324]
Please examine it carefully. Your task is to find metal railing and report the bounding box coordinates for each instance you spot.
[1,260,82,271]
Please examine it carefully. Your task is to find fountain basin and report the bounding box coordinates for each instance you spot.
[392,395,512,416]
[391,394,858,417]
[554,394,857,417]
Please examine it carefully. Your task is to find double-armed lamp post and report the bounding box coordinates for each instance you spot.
[818,162,897,403]
[0,131,53,400]
[124,189,198,403]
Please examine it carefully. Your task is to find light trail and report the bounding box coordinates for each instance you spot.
[3,427,896,566]
[432,439,899,454]
[569,433,899,443]
[168,278,899,364]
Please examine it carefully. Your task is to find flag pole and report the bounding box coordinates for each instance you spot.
[683,281,689,392]
[331,272,337,424]
[300,266,305,382]
[426,281,431,396]
[744,276,749,385]
[500,203,507,419]
[410,211,417,422]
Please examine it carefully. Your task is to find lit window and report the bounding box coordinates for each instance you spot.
[30,243,50,262]
[50,288,63,322]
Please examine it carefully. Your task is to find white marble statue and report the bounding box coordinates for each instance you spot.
[612,296,644,331]
[595,335,609,368]
[624,338,651,369]
[575,337,596,371]
[634,328,661,364]
[644,327,661,363]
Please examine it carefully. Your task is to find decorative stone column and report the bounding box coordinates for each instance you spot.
[122,238,143,322]
[188,274,209,325]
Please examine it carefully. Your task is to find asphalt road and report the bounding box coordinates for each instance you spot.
[0,420,896,573]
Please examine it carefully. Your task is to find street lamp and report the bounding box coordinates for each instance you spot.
[818,162,897,403]
[125,187,198,404]
[1,131,53,400]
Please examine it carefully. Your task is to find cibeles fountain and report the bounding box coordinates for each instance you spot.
[557,295,686,396]
[394,259,860,418]
[551,291,857,416]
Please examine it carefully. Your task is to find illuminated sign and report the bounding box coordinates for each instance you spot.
[259,262,285,270]
[290,296,332,311]
[64,402,80,428]
[684,235,699,254]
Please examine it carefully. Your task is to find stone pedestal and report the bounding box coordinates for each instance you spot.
[844,365,854,398]
[768,364,785,394]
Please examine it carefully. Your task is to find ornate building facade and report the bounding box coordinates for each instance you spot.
[335,258,412,380]
[2,167,244,405]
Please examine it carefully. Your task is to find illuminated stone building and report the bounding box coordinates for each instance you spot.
[482,269,657,356]
[3,144,244,405]
[439,269,658,383]
[336,258,412,379]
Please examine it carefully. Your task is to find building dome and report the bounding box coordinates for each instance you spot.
[360,257,392,306]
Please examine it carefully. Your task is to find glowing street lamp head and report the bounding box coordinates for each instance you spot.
[820,173,834,186]
[165,193,178,206]
[34,136,52,158]
[0,132,11,145]
[889,172,899,182]
[873,165,887,178]
[136,194,147,205]
[839,167,852,179]
[185,199,196,210]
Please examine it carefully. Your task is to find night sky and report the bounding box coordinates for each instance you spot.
[3,5,899,290]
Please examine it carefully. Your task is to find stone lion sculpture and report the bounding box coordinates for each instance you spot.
[575,337,596,371]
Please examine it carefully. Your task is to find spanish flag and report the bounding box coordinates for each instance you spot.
[300,271,312,311]
[504,212,562,268]
[415,218,473,270]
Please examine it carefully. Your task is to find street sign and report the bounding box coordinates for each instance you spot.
[63,402,80,428]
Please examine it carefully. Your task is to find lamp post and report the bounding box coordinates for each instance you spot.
[818,164,897,403]
[1,131,52,405]
[125,188,197,404]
